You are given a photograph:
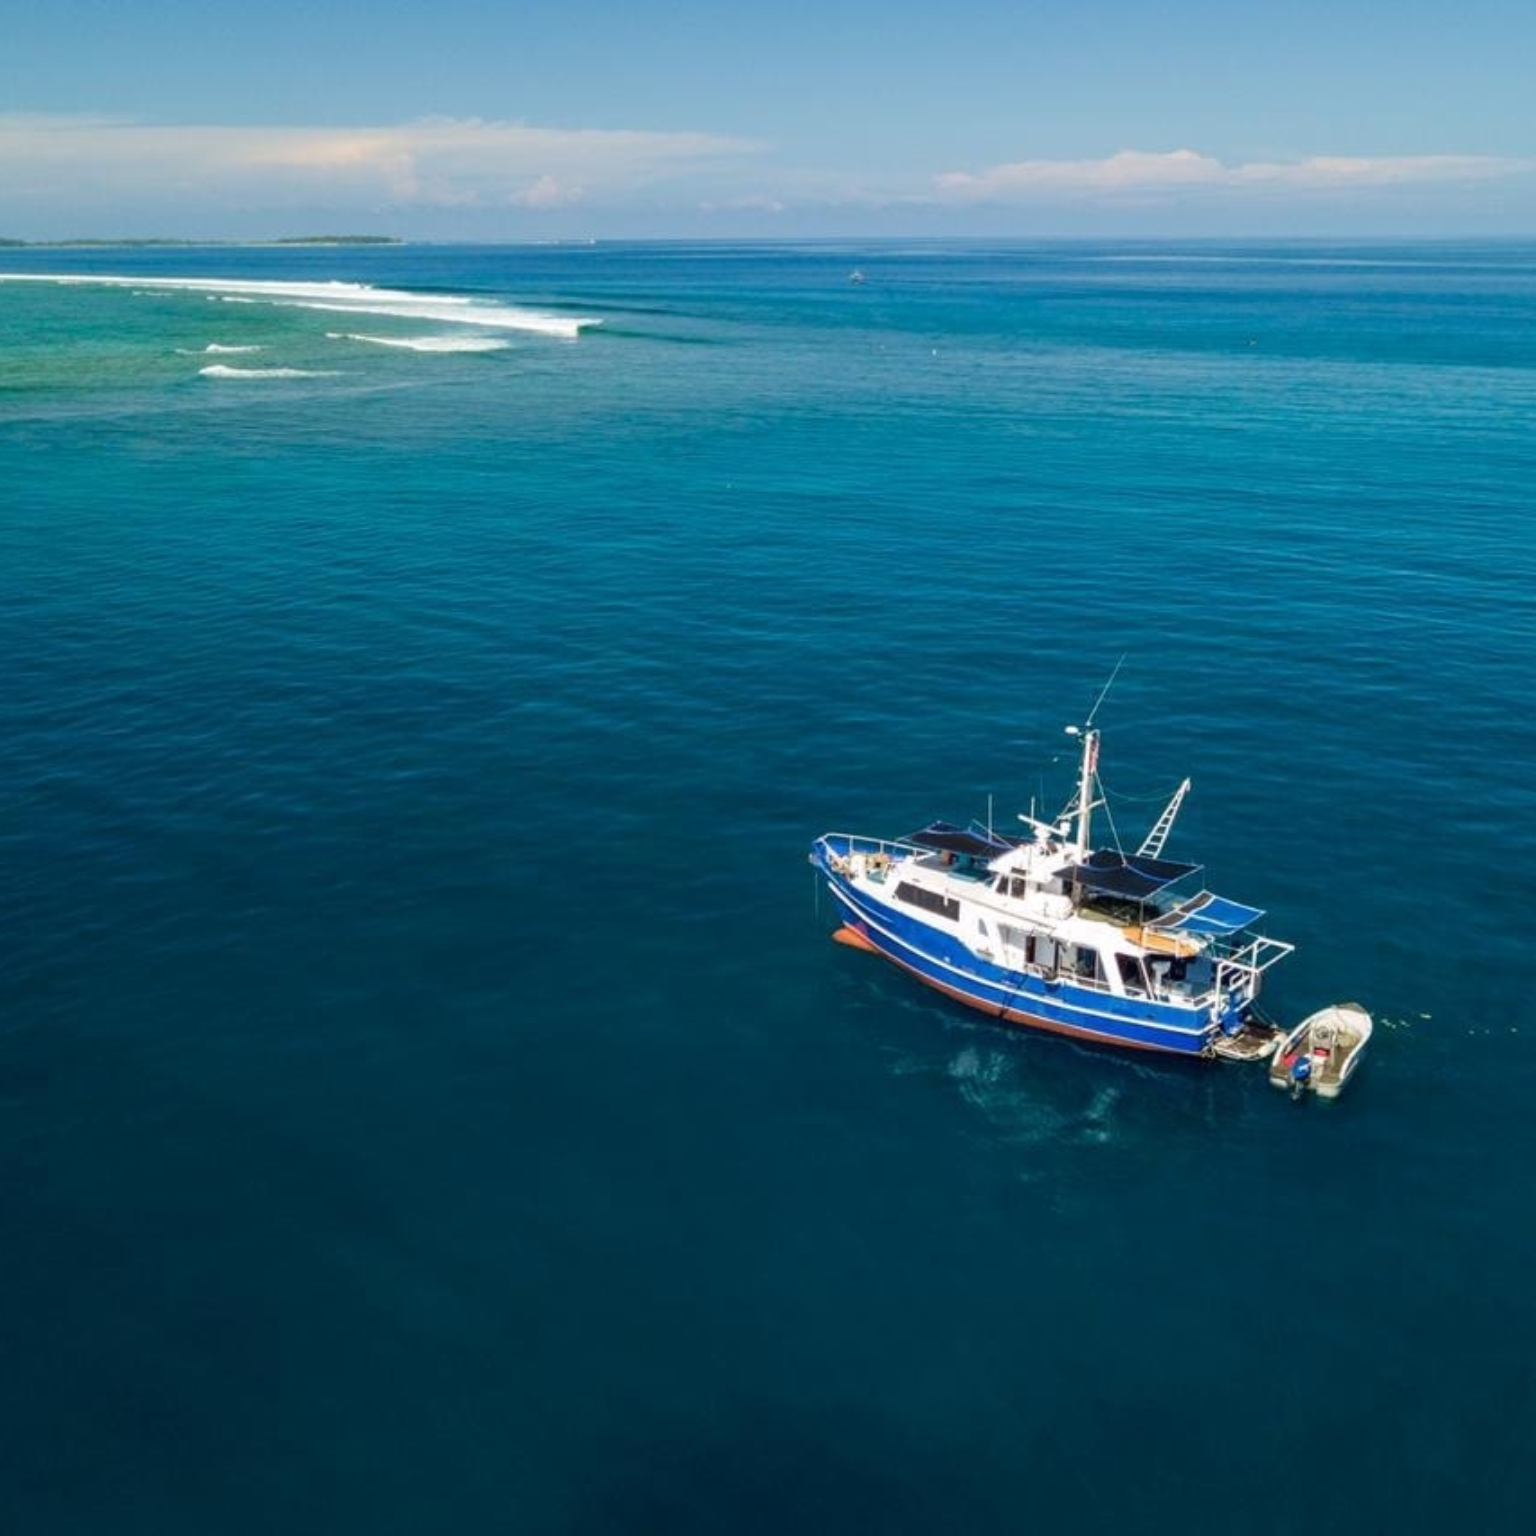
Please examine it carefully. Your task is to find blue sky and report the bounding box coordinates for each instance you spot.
[3,0,1533,238]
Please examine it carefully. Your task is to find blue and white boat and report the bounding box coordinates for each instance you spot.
[810,715,1296,1060]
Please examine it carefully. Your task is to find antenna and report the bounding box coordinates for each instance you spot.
[1017,809,1060,839]
[1084,654,1126,731]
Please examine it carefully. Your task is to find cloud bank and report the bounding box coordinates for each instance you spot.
[935,148,1534,201]
[0,113,758,217]
[1,115,1531,236]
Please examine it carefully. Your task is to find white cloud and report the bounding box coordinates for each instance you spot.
[1232,154,1530,187]
[938,149,1222,197]
[2,115,1530,236]
[513,174,584,209]
[936,148,1534,202]
[0,113,758,213]
[697,194,787,214]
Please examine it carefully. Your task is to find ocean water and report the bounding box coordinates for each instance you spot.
[2,240,1534,1533]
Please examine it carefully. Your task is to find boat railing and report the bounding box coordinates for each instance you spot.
[1218,933,1295,980]
[815,833,925,862]
[1212,934,1295,1004]
[1136,935,1291,1012]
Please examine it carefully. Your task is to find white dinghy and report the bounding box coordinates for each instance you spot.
[1269,1002,1373,1099]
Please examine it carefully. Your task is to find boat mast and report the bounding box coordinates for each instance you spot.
[1069,658,1122,857]
[1068,726,1099,857]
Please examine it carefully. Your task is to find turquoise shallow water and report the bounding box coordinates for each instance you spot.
[2,241,1535,1532]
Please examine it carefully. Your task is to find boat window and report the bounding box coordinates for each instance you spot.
[894,881,961,922]
[1071,945,1102,981]
[1115,953,1148,993]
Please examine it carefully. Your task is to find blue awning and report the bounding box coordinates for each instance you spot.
[1151,891,1265,936]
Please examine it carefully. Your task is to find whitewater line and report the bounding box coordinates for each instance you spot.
[0,274,599,340]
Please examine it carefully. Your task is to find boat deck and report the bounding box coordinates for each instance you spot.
[1211,1015,1283,1062]
[911,852,995,882]
[1275,1042,1350,1088]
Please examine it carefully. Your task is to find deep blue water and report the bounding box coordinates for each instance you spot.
[2,240,1534,1532]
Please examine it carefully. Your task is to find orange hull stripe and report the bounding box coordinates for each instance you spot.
[832,924,880,953]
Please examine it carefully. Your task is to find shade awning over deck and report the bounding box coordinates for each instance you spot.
[1071,849,1200,901]
[905,821,1018,859]
[1150,891,1265,936]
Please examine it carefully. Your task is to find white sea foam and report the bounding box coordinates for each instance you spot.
[327,332,511,353]
[291,294,590,338]
[175,343,264,355]
[0,274,599,339]
[199,364,339,380]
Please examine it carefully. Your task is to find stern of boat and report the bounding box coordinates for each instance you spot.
[1210,1009,1284,1062]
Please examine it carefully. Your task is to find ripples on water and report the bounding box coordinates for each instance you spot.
[2,242,1534,1532]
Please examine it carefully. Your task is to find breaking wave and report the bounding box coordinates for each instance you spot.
[175,343,264,355]
[326,332,512,353]
[0,274,599,339]
[199,365,339,380]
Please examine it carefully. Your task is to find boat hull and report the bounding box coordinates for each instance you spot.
[820,860,1223,1057]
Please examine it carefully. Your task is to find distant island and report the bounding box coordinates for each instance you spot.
[0,235,403,248]
[274,236,403,246]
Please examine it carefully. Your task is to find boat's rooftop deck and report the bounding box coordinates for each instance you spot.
[912,852,995,883]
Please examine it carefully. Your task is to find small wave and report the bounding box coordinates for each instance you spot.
[175,343,264,355]
[199,365,339,380]
[326,332,511,353]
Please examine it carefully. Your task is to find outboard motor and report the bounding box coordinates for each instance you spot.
[1289,1053,1313,1101]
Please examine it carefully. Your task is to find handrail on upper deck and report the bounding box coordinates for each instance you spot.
[814,832,925,860]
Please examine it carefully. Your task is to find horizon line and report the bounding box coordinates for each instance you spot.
[6,231,1536,248]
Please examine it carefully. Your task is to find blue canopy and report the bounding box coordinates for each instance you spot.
[1151,891,1265,937]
